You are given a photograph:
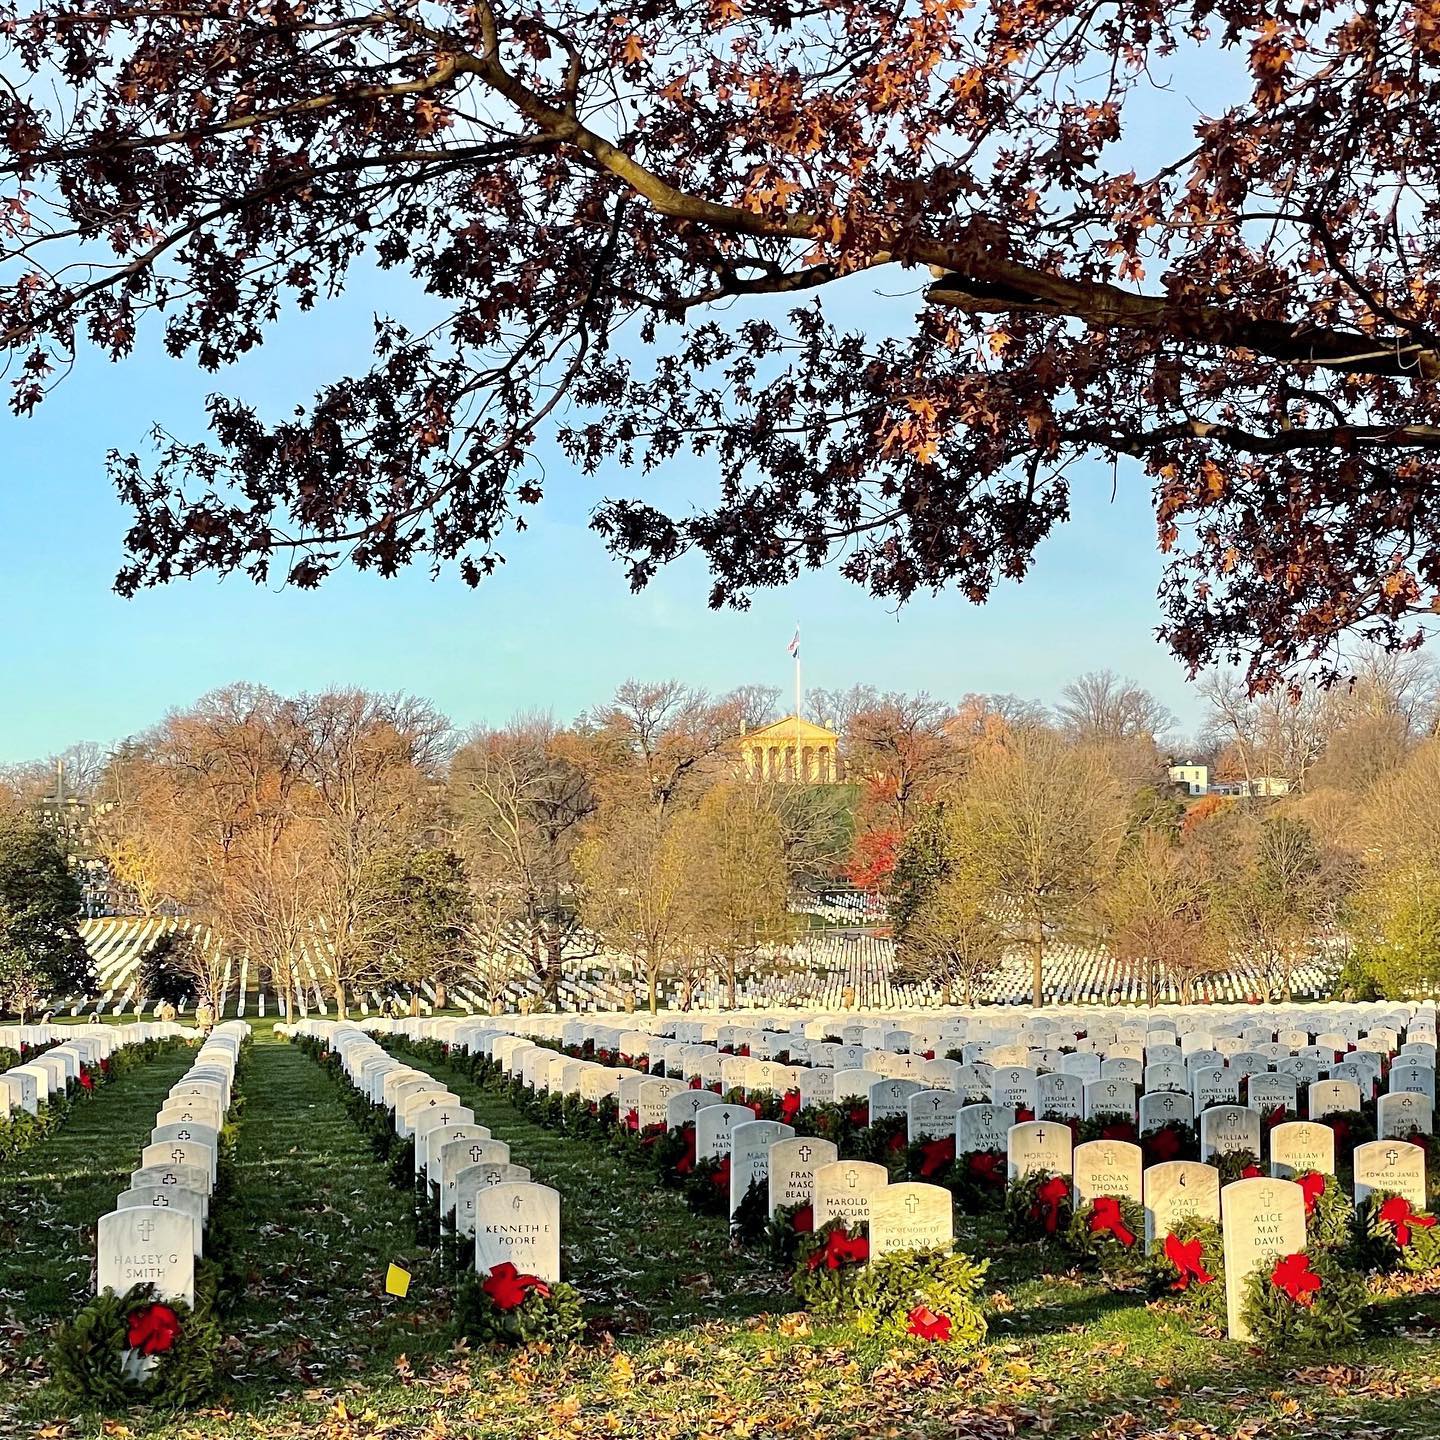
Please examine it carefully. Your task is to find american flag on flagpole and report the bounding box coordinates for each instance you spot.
[787,626,800,658]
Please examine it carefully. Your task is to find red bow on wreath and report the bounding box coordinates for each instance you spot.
[1100,1120,1137,1143]
[1162,1233,1213,1290]
[127,1302,181,1357]
[1015,1106,1036,1124]
[779,1090,801,1124]
[482,1261,551,1312]
[807,1227,869,1270]
[918,1136,955,1178]
[711,1155,732,1192]
[906,1304,952,1341]
[791,1204,814,1234]
[847,1105,869,1128]
[1297,1171,1326,1217]
[1241,1163,1263,1179]
[1262,1104,1287,1130]
[967,1151,1004,1187]
[1271,1252,1322,1307]
[624,1108,640,1132]
[688,1076,703,1090]
[674,1125,697,1177]
[1378,1195,1436,1248]
[1032,1176,1069,1234]
[1088,1196,1136,1247]
[749,1100,765,1119]
[79,1071,94,1091]
[1406,1131,1430,1158]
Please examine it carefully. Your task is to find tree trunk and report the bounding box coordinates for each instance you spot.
[647,960,658,1015]
[335,980,348,1019]
[1031,918,1044,1009]
[726,953,737,1010]
[544,928,563,1007]
[434,980,448,1011]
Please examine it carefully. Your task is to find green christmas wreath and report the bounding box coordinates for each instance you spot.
[1004,1169,1073,1244]
[1066,1194,1147,1283]
[49,1282,220,1408]
[1239,1248,1367,1357]
[456,1264,584,1347]
[1145,1215,1225,1328]
[844,1246,989,1351]
[764,1199,815,1269]
[792,1218,871,1315]
[1355,1190,1440,1274]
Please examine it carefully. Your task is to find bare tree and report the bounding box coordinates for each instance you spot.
[448,717,597,1004]
[289,689,449,1015]
[1057,670,1175,744]
[573,800,696,1014]
[1094,832,1222,1005]
[592,680,741,811]
[960,727,1127,1006]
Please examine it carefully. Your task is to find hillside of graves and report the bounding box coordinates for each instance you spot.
[0,1006,1437,1439]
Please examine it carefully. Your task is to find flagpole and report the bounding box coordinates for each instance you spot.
[794,623,802,718]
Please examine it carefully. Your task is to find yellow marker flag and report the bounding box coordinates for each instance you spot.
[385,1263,412,1298]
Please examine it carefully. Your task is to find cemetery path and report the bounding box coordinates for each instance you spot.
[0,1043,194,1326]
[396,1049,789,1334]
[215,1037,452,1402]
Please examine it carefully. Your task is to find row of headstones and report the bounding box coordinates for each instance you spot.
[497,1042,1427,1349]
[288,1022,561,1285]
[0,1021,179,1121]
[462,1001,1436,1069]
[451,1025,1438,1163]
[385,1008,1438,1117]
[96,1022,250,1312]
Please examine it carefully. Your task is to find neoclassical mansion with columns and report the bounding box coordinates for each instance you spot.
[736,714,844,783]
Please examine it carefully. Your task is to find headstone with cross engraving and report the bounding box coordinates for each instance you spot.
[956,1103,1011,1156]
[1143,1160,1220,1245]
[729,1120,795,1218]
[869,1182,953,1257]
[1268,1120,1335,1180]
[813,1159,888,1229]
[1083,1078,1137,1121]
[413,1107,478,1176]
[97,1208,195,1308]
[1037,1072,1083,1121]
[1143,1061,1188,1095]
[473,1182,560,1281]
[1007,1120,1073,1182]
[767,1136,838,1215]
[1378,1090,1434,1139]
[453,1164,531,1237]
[638,1078,688,1131]
[666,1089,726,1131]
[1199,1104,1262,1162]
[869,1078,922,1124]
[1191,1065,1240,1112]
[797,1069,835,1109]
[1309,1078,1363,1120]
[1221,1178,1307,1341]
[1246,1072,1299,1117]
[1072,1139,1143,1208]
[117,1187,204,1257]
[695,1103,757,1162]
[992,1066,1039,1113]
[1138,1090,1194,1133]
[139,1140,215,1189]
[1353,1139,1428,1209]
[1389,1063,1437,1104]
[906,1088,962,1142]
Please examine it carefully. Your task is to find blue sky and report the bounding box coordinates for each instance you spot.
[0,278,1203,765]
[0,71,1235,764]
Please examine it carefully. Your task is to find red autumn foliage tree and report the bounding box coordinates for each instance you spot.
[3,1,1440,688]
[845,825,902,895]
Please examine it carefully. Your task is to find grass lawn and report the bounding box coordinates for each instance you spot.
[0,1018,1435,1439]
